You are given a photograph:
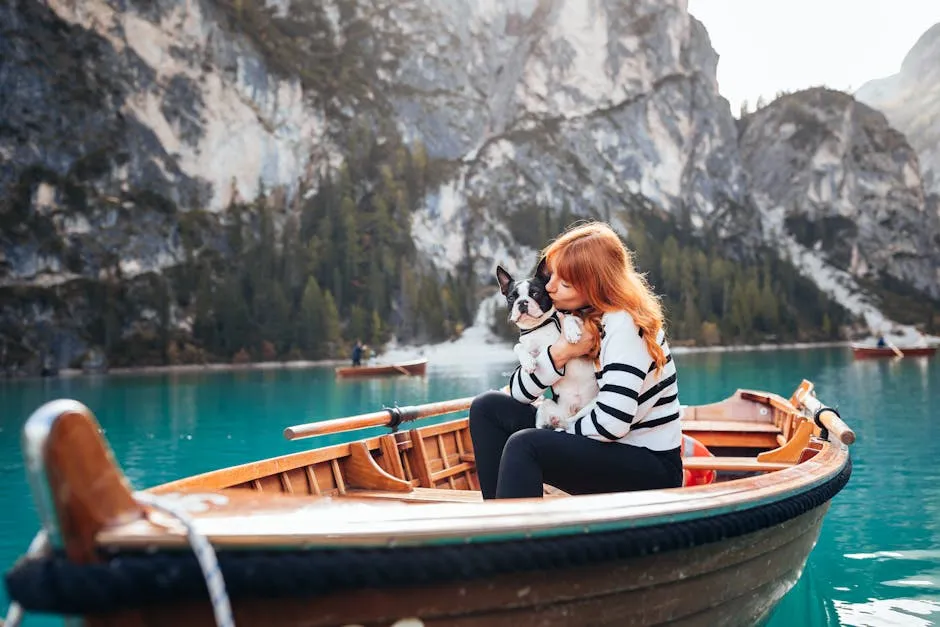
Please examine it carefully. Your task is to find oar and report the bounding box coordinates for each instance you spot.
[393,365,411,375]
[284,396,475,440]
[886,338,904,359]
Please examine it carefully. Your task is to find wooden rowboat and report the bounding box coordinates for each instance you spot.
[334,357,428,378]
[851,343,936,359]
[4,380,854,627]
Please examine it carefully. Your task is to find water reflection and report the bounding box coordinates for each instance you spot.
[832,597,940,627]
[770,559,841,626]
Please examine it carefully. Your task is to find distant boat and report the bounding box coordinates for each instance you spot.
[851,343,937,359]
[335,357,428,378]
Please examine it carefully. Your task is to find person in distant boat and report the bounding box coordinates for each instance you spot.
[876,335,887,348]
[351,339,365,367]
[469,222,683,499]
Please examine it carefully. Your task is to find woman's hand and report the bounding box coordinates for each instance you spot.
[549,318,597,369]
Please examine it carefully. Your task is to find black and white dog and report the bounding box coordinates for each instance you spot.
[496,259,599,430]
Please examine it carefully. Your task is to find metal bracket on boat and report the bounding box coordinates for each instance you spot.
[384,405,405,431]
[813,405,839,441]
[383,405,420,432]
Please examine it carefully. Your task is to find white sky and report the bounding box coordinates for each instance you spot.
[687,0,940,114]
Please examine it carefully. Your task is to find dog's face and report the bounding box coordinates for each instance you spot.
[496,258,555,330]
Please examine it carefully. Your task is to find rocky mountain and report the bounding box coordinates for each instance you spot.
[739,88,940,329]
[389,0,756,271]
[1,0,938,373]
[856,23,940,196]
[1,0,332,281]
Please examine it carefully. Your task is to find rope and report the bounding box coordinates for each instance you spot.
[2,530,49,627]
[132,492,234,627]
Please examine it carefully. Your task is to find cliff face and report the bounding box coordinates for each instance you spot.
[1,0,332,287]
[738,88,940,325]
[1,0,937,372]
[856,23,940,196]
[387,1,756,274]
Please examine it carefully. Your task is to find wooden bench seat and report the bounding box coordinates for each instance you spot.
[680,420,780,433]
[448,453,793,477]
[348,487,484,503]
[682,457,793,473]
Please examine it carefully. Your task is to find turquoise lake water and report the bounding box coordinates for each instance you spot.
[1,347,938,625]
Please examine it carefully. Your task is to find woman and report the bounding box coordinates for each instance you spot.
[470,221,683,499]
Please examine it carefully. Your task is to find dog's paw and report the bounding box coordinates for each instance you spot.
[562,315,584,343]
[513,343,536,373]
[536,401,564,430]
[519,352,537,373]
[567,395,584,417]
[534,402,551,429]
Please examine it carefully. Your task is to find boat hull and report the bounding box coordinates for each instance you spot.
[851,345,936,358]
[335,358,428,377]
[75,505,829,626]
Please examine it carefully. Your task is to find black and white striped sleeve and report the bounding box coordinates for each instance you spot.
[508,347,564,404]
[564,319,649,441]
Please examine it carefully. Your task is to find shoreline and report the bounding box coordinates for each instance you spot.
[33,339,858,380]
[53,358,348,379]
[670,340,850,354]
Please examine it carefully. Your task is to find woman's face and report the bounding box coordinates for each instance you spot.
[545,272,589,312]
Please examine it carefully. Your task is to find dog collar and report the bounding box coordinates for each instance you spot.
[519,311,562,336]
[557,305,595,315]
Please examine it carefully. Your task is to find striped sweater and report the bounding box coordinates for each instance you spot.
[508,310,682,451]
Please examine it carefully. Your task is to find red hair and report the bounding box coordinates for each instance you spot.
[543,222,668,375]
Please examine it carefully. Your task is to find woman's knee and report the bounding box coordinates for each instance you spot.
[469,390,512,424]
[470,390,499,420]
[503,428,544,457]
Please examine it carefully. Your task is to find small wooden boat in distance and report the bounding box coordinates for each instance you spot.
[851,343,937,359]
[335,357,428,378]
[5,380,854,626]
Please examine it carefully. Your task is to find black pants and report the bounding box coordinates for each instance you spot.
[469,391,684,499]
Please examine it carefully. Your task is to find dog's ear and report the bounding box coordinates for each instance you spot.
[496,265,514,296]
[535,257,551,282]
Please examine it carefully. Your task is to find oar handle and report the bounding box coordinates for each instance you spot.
[797,389,856,445]
[284,396,475,440]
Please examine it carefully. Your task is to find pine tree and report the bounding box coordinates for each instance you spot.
[193,268,217,353]
[369,309,385,346]
[216,278,251,357]
[348,304,368,343]
[321,291,342,357]
[297,277,324,356]
[264,282,291,354]
[281,215,308,302]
